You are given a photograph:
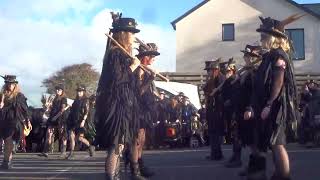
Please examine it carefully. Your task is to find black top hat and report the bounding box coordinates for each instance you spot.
[205,58,221,71]
[55,84,65,91]
[1,75,18,84]
[76,85,86,92]
[204,61,213,70]
[178,92,185,96]
[241,45,262,58]
[256,14,304,39]
[137,43,160,58]
[110,12,140,33]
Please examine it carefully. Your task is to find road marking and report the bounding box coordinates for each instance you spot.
[47,155,92,180]
[287,149,320,153]
[150,164,224,169]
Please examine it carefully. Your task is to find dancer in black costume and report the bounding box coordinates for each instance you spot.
[235,45,263,176]
[0,75,30,169]
[94,12,141,180]
[40,84,69,158]
[203,59,225,160]
[128,42,160,179]
[244,15,303,180]
[66,85,95,159]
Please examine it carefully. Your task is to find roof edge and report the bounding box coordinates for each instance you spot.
[285,0,320,19]
[301,3,320,5]
[171,0,210,30]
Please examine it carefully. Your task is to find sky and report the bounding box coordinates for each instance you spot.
[0,0,318,106]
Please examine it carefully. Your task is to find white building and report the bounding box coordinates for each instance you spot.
[171,0,320,73]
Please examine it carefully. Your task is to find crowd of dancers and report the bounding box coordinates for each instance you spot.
[0,11,311,180]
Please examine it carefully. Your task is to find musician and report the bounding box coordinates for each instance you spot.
[233,45,263,175]
[129,42,160,178]
[94,13,142,180]
[40,84,69,158]
[155,91,168,146]
[66,85,95,159]
[203,58,225,160]
[244,15,301,180]
[219,58,244,168]
[0,75,30,169]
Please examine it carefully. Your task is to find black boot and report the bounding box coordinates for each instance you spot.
[270,174,291,180]
[123,148,130,171]
[225,152,242,168]
[1,161,12,170]
[89,146,95,157]
[138,158,155,177]
[59,145,67,158]
[66,151,75,160]
[238,166,248,177]
[39,142,50,158]
[105,173,120,180]
[130,162,146,180]
[247,155,267,180]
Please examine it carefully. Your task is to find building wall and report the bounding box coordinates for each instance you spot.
[175,0,320,73]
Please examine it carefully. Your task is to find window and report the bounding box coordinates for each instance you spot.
[285,29,305,60]
[222,24,235,41]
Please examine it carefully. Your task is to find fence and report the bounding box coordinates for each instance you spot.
[157,72,320,101]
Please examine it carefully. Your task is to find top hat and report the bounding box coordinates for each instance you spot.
[178,92,185,97]
[205,58,221,71]
[76,85,86,92]
[137,43,160,58]
[256,14,305,39]
[204,61,213,70]
[55,84,65,91]
[1,75,18,84]
[241,45,262,58]
[110,12,140,33]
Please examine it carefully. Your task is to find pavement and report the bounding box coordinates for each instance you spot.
[0,144,319,180]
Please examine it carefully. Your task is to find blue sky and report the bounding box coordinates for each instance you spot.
[0,0,318,106]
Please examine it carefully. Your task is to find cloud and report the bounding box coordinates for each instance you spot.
[0,5,176,107]
[0,0,103,21]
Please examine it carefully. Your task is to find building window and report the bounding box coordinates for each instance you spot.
[285,29,305,60]
[222,24,235,41]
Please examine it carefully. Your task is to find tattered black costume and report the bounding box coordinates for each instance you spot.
[0,93,29,141]
[250,48,298,151]
[95,47,140,149]
[135,68,158,129]
[235,68,256,146]
[221,75,238,144]
[47,96,68,128]
[203,71,225,159]
[67,96,89,134]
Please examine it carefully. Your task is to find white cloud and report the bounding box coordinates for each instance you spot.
[0,0,103,21]
[0,6,176,107]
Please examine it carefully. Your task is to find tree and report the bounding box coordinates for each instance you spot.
[42,63,100,99]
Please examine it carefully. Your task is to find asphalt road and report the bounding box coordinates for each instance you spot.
[0,144,319,180]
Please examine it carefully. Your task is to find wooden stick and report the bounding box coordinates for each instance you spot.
[135,37,150,51]
[105,33,169,82]
[209,58,261,96]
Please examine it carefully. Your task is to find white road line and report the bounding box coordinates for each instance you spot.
[47,155,92,180]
